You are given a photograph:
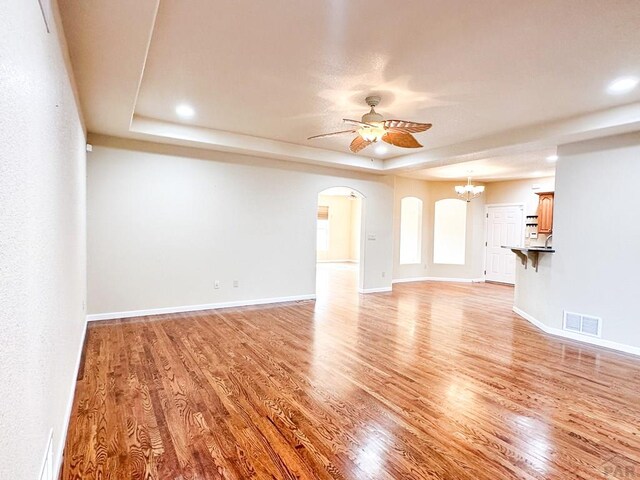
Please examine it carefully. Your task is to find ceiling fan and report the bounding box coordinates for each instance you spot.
[308,96,432,153]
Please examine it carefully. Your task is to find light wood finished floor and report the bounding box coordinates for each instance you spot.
[62,264,640,479]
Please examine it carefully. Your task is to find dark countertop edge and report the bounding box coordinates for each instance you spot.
[502,246,555,253]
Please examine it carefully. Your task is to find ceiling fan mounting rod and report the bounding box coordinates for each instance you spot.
[365,95,381,107]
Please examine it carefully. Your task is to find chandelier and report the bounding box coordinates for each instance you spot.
[455,176,485,202]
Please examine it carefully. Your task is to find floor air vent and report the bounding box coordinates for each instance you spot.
[563,311,602,337]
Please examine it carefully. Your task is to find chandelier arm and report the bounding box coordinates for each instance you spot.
[455,175,484,202]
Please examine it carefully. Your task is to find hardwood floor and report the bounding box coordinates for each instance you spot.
[62,264,640,479]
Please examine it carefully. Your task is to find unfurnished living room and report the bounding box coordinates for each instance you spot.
[2,1,640,479]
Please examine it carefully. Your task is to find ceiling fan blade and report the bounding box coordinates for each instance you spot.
[343,118,377,128]
[307,129,356,140]
[349,136,372,153]
[383,120,432,134]
[382,132,423,148]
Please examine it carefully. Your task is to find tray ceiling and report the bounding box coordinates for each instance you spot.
[59,0,640,178]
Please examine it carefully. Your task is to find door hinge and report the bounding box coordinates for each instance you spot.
[485,241,487,246]
[486,213,489,218]
[484,270,487,275]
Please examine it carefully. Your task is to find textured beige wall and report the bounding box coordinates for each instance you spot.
[392,177,486,280]
[485,176,555,246]
[515,132,640,350]
[392,176,559,282]
[350,197,362,262]
[392,177,430,279]
[0,1,87,478]
[317,195,358,262]
[87,137,394,314]
[426,181,486,279]
[485,177,555,215]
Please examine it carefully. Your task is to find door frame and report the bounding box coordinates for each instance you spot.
[315,186,366,293]
[483,203,526,282]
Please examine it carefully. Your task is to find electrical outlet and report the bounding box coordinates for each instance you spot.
[233,280,239,288]
[214,280,220,289]
[381,271,386,278]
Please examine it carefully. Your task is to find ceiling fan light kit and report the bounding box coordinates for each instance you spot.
[308,95,432,154]
[358,96,385,142]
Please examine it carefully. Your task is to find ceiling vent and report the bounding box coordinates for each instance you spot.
[563,311,602,337]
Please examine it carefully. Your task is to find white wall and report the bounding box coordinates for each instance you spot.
[515,132,640,352]
[0,1,86,478]
[393,177,485,281]
[87,136,394,315]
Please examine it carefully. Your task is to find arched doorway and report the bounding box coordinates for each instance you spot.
[315,187,365,300]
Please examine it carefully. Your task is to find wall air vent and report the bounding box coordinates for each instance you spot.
[563,311,602,338]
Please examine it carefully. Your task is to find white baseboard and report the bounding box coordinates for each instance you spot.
[316,259,357,264]
[512,306,640,357]
[512,306,547,331]
[392,276,431,284]
[392,276,485,284]
[39,429,53,480]
[358,286,393,293]
[55,316,88,478]
[86,294,317,321]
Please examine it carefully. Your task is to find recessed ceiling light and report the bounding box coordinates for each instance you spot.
[546,155,558,162]
[606,76,639,95]
[175,104,195,118]
[375,145,387,155]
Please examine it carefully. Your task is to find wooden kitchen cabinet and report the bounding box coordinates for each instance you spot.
[536,192,554,234]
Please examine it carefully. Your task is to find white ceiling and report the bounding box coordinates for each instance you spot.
[413,148,557,182]
[59,0,640,179]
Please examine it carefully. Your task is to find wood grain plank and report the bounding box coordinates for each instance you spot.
[61,264,640,479]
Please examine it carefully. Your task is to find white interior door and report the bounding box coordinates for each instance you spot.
[485,205,524,284]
